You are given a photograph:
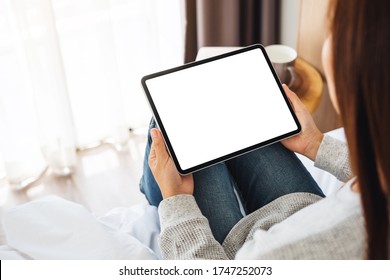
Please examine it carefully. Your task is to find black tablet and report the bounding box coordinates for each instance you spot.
[141,44,300,175]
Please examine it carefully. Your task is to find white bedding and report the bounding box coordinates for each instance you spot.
[0,128,345,260]
[1,196,160,260]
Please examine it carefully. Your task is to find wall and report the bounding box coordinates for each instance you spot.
[280,0,340,132]
[280,0,300,49]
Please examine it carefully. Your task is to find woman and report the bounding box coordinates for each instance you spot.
[140,0,389,259]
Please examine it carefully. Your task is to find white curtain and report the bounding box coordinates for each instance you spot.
[0,0,185,185]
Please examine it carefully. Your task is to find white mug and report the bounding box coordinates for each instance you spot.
[265,44,297,88]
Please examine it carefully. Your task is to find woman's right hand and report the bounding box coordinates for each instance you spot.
[148,128,194,199]
[281,84,324,161]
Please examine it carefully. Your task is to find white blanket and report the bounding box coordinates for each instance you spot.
[1,196,160,259]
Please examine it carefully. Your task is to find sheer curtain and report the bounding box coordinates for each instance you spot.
[0,0,185,186]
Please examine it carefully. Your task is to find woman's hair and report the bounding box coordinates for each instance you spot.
[329,0,390,259]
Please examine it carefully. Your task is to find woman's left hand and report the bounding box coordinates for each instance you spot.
[281,84,323,161]
[148,128,194,199]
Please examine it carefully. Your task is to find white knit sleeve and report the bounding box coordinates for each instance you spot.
[314,135,353,182]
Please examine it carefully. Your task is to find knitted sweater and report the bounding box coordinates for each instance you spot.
[158,135,366,259]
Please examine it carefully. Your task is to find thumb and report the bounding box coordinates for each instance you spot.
[283,84,297,102]
[282,84,304,112]
[149,128,169,167]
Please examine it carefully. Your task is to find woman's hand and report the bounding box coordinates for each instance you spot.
[281,84,324,161]
[148,128,194,199]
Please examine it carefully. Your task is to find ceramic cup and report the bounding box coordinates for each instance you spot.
[265,44,298,88]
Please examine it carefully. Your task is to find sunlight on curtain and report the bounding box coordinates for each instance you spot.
[0,0,185,185]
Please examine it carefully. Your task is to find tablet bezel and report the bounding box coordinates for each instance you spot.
[141,44,301,175]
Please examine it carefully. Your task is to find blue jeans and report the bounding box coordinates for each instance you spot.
[139,119,324,243]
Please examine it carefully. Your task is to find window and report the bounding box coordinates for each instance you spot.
[0,0,185,183]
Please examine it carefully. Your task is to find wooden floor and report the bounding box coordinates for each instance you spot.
[0,129,149,244]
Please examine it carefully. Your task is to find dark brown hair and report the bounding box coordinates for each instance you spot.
[329,0,390,259]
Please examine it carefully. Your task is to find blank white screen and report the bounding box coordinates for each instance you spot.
[145,48,298,172]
